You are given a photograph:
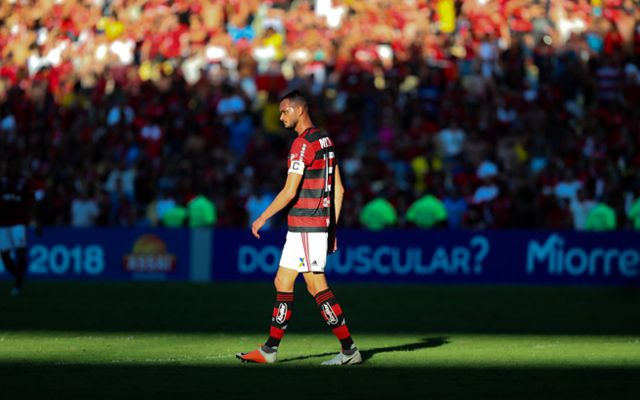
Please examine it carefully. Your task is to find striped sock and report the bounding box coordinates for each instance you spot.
[314,288,355,351]
[263,292,294,351]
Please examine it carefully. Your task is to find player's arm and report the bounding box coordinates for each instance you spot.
[333,165,345,224]
[328,165,345,254]
[252,172,303,238]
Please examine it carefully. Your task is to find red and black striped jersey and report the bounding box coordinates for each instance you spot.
[0,177,34,227]
[287,127,337,232]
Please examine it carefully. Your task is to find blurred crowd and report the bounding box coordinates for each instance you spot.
[2,0,640,230]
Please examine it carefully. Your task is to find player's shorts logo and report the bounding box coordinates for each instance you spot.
[299,257,305,268]
[322,303,339,325]
[276,303,288,324]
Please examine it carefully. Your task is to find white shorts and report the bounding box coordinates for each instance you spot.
[0,225,27,252]
[280,231,328,273]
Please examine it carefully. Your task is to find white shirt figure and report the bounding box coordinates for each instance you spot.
[476,160,499,179]
[104,165,136,199]
[106,104,135,127]
[555,172,583,204]
[156,197,176,220]
[217,93,246,126]
[71,197,100,227]
[472,182,499,204]
[246,192,275,229]
[436,123,466,158]
[570,190,596,230]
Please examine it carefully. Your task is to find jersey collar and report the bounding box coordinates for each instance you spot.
[301,127,317,138]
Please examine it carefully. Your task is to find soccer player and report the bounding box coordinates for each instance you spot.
[236,90,361,365]
[0,158,42,296]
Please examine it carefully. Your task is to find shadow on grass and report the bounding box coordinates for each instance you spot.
[280,337,449,363]
[360,336,449,362]
[0,363,638,400]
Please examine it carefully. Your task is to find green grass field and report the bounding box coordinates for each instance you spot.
[1,281,639,399]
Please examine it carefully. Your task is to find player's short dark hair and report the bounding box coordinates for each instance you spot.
[280,89,308,112]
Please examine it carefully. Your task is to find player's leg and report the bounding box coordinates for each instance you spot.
[12,225,28,294]
[236,267,298,364]
[0,227,19,295]
[303,272,361,365]
[264,266,297,350]
[1,251,18,279]
[301,232,361,365]
[237,233,302,364]
[14,248,27,290]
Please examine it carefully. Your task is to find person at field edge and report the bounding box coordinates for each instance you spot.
[0,158,43,296]
[359,196,398,231]
[406,192,449,228]
[627,187,640,230]
[236,90,361,366]
[584,196,617,231]
[186,194,216,228]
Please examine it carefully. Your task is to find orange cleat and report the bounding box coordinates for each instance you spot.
[235,348,277,364]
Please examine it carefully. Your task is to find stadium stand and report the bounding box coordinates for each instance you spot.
[1,0,640,230]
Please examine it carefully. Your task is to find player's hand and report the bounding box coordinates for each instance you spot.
[252,217,266,239]
[328,236,337,255]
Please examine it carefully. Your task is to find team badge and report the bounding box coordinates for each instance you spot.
[322,303,339,325]
[276,303,288,324]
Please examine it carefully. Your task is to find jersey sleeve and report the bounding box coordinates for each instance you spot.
[287,137,313,175]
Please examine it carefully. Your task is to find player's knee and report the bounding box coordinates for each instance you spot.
[274,275,293,292]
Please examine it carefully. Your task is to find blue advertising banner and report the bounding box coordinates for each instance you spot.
[2,228,639,285]
[212,229,640,285]
[0,228,191,281]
